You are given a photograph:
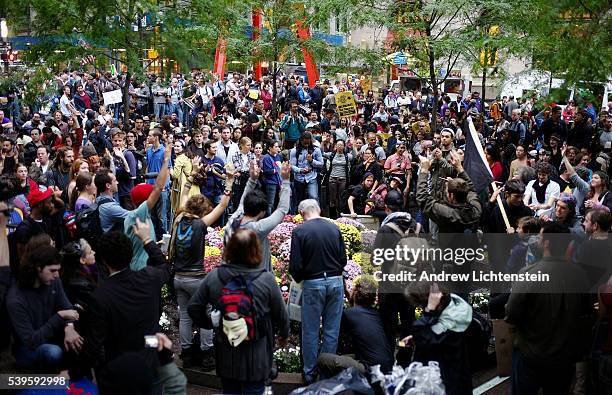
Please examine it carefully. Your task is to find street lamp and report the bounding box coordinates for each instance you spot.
[0,19,8,43]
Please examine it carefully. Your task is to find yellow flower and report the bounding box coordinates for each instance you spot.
[293,214,304,223]
[205,247,221,257]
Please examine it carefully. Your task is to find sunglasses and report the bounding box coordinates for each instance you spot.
[0,209,10,216]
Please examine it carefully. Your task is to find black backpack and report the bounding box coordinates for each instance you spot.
[75,196,116,247]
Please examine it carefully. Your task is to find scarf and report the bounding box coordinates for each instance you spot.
[168,212,200,262]
[532,179,550,204]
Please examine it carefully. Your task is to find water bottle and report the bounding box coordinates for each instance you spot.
[210,309,221,328]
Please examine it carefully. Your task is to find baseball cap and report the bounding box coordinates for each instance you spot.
[385,190,404,210]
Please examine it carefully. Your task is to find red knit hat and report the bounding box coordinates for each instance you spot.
[130,183,154,207]
[27,187,53,208]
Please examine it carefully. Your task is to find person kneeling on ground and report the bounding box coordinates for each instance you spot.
[317,275,394,377]
[401,282,473,395]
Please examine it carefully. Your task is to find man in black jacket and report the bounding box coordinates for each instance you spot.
[506,222,590,394]
[318,275,394,376]
[484,180,534,271]
[289,199,347,384]
[373,190,418,359]
[71,220,172,392]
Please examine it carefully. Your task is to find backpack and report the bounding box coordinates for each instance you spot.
[216,266,266,342]
[74,196,116,248]
[465,311,492,371]
[385,222,430,286]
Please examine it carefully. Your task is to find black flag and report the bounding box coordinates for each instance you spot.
[463,117,493,193]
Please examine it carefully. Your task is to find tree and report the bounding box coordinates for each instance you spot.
[2,0,237,129]
[308,0,531,130]
[519,0,612,88]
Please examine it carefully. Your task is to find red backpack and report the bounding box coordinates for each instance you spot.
[216,266,266,341]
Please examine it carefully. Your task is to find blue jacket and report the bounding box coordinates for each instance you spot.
[262,154,282,185]
[280,114,306,142]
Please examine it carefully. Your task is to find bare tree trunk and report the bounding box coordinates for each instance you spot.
[427,30,438,132]
[481,68,487,106]
[271,60,278,120]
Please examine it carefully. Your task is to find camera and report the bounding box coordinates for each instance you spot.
[144,335,159,349]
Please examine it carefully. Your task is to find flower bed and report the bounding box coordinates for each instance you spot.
[203,215,373,297]
[181,216,492,375]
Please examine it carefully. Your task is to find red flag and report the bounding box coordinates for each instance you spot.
[213,37,227,78]
[252,10,262,82]
[295,21,319,88]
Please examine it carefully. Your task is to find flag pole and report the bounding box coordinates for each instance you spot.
[492,182,511,230]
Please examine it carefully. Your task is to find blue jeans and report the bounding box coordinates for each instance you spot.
[153,189,169,237]
[511,347,574,395]
[294,179,318,206]
[264,183,278,216]
[154,103,166,120]
[15,344,63,372]
[221,378,264,395]
[301,276,344,382]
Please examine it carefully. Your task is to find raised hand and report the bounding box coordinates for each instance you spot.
[418,155,432,172]
[280,162,291,180]
[249,160,261,180]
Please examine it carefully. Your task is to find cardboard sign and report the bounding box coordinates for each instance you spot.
[287,280,302,322]
[102,89,123,105]
[335,91,357,118]
[492,319,515,376]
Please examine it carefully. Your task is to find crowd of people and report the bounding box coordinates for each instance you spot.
[0,67,611,395]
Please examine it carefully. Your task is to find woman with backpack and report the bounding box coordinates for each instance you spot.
[188,229,289,395]
[168,158,235,370]
[323,140,352,219]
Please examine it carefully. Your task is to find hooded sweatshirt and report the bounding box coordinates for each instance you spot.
[412,294,473,395]
[187,263,289,382]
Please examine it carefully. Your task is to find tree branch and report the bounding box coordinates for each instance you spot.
[438,52,461,85]
[433,3,466,40]
[101,52,124,64]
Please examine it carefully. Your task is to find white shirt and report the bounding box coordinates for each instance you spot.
[59,95,73,117]
[525,179,560,217]
[216,140,240,164]
[197,85,213,104]
[397,96,411,107]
